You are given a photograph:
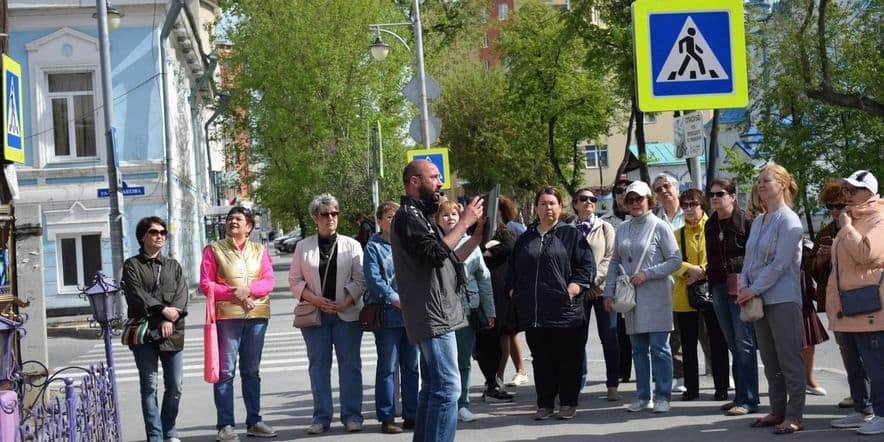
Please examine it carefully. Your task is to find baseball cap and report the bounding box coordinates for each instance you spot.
[624,181,652,198]
[842,170,878,194]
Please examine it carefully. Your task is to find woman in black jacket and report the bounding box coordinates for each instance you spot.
[507,186,596,420]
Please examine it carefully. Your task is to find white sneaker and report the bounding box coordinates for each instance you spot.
[673,378,687,393]
[653,399,671,413]
[507,373,529,386]
[806,384,827,396]
[216,425,240,442]
[831,412,874,428]
[857,416,884,435]
[626,399,653,412]
[458,407,477,422]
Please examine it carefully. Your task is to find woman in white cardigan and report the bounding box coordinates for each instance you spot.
[289,193,367,435]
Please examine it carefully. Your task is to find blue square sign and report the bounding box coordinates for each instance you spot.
[650,12,733,97]
[406,148,451,190]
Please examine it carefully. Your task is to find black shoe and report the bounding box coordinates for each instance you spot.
[681,392,700,401]
[483,388,515,402]
[619,375,631,383]
[714,391,728,401]
[402,418,415,430]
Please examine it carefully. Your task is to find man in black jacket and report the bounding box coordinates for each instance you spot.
[122,216,188,442]
[391,159,483,442]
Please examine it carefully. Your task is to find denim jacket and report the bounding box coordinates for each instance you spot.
[363,233,404,328]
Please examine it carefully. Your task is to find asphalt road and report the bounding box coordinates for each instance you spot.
[47,252,859,441]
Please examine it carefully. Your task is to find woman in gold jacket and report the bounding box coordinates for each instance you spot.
[672,189,729,402]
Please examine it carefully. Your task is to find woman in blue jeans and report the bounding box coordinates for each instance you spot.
[704,178,759,415]
[363,201,419,434]
[289,193,367,435]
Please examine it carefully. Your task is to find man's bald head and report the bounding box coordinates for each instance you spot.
[402,160,442,202]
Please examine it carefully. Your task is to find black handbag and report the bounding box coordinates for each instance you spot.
[835,252,883,318]
[680,229,713,311]
[359,303,384,331]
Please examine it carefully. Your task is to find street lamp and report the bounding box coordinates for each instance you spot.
[93,4,124,32]
[369,0,432,149]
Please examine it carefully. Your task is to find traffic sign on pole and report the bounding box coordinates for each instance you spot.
[632,0,748,112]
[407,147,451,190]
[3,55,25,164]
[408,114,441,146]
[675,112,705,159]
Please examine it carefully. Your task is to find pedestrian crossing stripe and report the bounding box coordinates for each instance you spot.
[655,16,729,83]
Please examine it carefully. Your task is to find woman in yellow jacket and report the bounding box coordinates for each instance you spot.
[673,189,730,401]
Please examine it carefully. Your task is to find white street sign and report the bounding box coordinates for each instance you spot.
[675,111,705,159]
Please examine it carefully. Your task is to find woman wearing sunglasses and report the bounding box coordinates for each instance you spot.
[571,188,620,401]
[289,193,367,434]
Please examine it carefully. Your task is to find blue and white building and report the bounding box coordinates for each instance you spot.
[9,0,226,312]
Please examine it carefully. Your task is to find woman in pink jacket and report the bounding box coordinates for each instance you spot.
[825,170,884,436]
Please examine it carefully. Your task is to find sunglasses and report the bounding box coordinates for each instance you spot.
[707,191,728,198]
[624,196,645,205]
[577,195,598,203]
[826,203,846,211]
[681,201,702,209]
[318,211,339,218]
[147,229,167,236]
[614,186,627,195]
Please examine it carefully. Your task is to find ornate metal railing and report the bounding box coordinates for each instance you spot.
[18,362,121,442]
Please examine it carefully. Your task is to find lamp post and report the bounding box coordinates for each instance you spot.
[94,1,126,284]
[369,0,431,149]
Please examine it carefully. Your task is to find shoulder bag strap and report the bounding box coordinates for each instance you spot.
[680,228,689,265]
[320,238,338,295]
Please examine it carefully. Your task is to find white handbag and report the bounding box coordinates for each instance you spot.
[612,223,654,313]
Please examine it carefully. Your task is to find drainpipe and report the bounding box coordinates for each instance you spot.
[160,0,184,257]
[192,53,218,201]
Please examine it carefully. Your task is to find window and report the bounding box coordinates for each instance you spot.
[480,6,487,23]
[643,113,657,124]
[57,233,102,291]
[584,145,609,168]
[498,3,509,21]
[48,72,97,160]
[482,32,489,48]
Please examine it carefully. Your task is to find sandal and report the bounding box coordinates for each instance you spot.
[773,421,802,434]
[750,415,785,428]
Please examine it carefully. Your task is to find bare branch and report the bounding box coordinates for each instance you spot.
[817,0,830,86]
[805,89,884,118]
[796,0,816,85]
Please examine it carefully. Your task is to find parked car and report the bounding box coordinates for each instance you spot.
[277,236,300,254]
[273,229,299,248]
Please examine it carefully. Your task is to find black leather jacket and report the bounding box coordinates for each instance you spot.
[122,250,189,351]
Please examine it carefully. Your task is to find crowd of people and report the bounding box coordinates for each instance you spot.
[120,160,884,442]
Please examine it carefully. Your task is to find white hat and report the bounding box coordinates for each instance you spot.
[843,170,878,194]
[625,181,652,198]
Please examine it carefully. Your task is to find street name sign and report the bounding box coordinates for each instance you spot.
[97,181,145,198]
[406,147,451,190]
[633,0,748,112]
[2,55,25,164]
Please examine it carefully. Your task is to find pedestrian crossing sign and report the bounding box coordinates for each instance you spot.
[632,0,747,112]
[2,55,24,164]
[406,147,451,190]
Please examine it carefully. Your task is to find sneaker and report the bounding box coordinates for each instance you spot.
[482,388,515,402]
[727,406,754,416]
[839,396,855,408]
[831,412,874,429]
[246,422,277,438]
[557,406,577,420]
[164,438,181,442]
[719,401,736,411]
[673,378,687,393]
[627,400,653,412]
[381,422,402,434]
[216,425,240,442]
[458,407,477,422]
[344,422,363,433]
[305,424,329,435]
[653,399,671,413]
[857,416,884,435]
[534,407,555,420]
[806,385,828,396]
[607,387,620,402]
[508,373,529,386]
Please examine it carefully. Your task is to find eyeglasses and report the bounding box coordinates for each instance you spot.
[707,191,728,198]
[147,229,167,236]
[826,203,846,211]
[654,183,671,194]
[681,201,702,209]
[577,195,598,203]
[318,211,339,218]
[624,196,645,205]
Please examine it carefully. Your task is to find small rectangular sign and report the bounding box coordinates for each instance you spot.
[97,186,145,198]
[3,55,25,164]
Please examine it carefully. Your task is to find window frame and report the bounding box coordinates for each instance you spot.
[47,71,98,161]
[55,232,103,293]
[498,3,509,21]
[583,144,609,169]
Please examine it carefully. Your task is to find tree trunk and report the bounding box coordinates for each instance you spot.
[615,99,636,183]
[633,97,650,183]
[705,109,720,192]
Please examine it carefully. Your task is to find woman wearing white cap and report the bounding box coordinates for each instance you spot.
[603,181,681,413]
[826,170,884,436]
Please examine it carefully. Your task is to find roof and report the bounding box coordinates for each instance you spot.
[705,108,748,128]
[628,143,706,166]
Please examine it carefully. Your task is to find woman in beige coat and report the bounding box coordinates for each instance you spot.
[825,171,884,436]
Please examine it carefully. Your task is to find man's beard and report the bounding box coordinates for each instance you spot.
[419,185,439,203]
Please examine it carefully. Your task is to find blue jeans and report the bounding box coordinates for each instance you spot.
[580,296,620,388]
[835,332,872,414]
[853,331,884,418]
[711,283,759,409]
[631,331,673,402]
[214,318,267,429]
[301,312,364,426]
[414,332,460,442]
[132,344,183,442]
[373,326,419,423]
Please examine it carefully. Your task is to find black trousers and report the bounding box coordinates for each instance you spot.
[617,313,632,380]
[525,327,584,408]
[475,326,504,390]
[675,311,730,396]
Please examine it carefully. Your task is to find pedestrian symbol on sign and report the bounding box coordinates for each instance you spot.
[656,17,728,83]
